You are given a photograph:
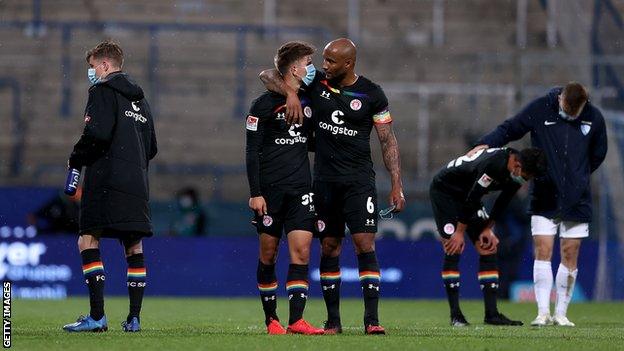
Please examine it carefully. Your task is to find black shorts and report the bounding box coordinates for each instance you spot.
[314,179,378,237]
[80,229,150,246]
[429,186,489,241]
[252,185,316,238]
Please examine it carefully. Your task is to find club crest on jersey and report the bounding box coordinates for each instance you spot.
[581,124,591,135]
[350,99,362,111]
[304,106,312,118]
[320,91,330,99]
[444,223,455,235]
[246,115,259,131]
[477,173,493,188]
[263,215,273,227]
[317,220,326,232]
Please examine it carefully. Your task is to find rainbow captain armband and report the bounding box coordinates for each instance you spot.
[373,109,392,124]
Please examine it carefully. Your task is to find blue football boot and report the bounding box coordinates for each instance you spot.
[122,317,141,332]
[63,315,108,332]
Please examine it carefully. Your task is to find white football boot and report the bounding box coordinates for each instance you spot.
[530,314,552,326]
[552,315,575,327]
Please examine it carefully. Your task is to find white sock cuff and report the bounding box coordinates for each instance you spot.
[558,263,578,277]
[534,260,551,269]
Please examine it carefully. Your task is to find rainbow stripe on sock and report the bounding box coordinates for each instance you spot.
[320,272,341,281]
[478,270,499,283]
[442,270,460,280]
[320,80,368,98]
[127,268,146,280]
[286,280,309,292]
[359,271,381,282]
[258,281,278,293]
[82,261,104,276]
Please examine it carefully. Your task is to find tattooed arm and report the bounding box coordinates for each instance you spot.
[375,122,406,212]
[258,68,303,124]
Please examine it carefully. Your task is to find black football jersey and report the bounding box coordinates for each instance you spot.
[306,72,391,182]
[245,91,313,197]
[431,147,522,222]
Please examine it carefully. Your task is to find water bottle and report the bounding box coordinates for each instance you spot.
[64,168,81,196]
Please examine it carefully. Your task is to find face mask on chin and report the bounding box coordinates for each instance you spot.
[510,172,527,185]
[558,106,578,121]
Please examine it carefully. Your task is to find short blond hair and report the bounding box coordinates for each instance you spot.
[86,40,124,68]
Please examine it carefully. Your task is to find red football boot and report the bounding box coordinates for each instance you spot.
[267,318,287,335]
[286,319,325,335]
[323,320,343,335]
[365,324,386,335]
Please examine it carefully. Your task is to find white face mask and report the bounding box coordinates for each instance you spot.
[510,172,527,185]
[179,196,193,209]
[558,106,577,121]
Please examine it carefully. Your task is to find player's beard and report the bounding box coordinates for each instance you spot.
[326,70,347,85]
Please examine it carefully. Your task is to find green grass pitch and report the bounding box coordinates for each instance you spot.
[10,297,624,350]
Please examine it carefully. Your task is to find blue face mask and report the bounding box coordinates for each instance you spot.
[88,63,105,85]
[302,63,316,86]
[87,68,100,85]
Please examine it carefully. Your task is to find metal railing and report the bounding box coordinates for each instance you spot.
[0,19,330,119]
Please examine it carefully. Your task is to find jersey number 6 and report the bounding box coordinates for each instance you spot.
[366,197,375,214]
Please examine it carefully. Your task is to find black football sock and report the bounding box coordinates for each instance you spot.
[286,264,309,325]
[126,253,146,322]
[320,255,341,325]
[479,254,500,317]
[442,254,462,317]
[81,248,105,321]
[357,251,381,326]
[257,260,279,325]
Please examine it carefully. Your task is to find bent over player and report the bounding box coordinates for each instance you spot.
[430,147,546,326]
[246,41,324,335]
[469,83,607,326]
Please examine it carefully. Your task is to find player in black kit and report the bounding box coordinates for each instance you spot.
[245,41,324,335]
[430,147,546,327]
[260,38,405,335]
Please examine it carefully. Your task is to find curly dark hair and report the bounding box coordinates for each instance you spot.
[519,147,547,177]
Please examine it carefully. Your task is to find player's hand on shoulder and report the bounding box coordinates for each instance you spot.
[285,91,303,125]
[249,196,267,216]
[466,144,489,157]
[389,187,406,212]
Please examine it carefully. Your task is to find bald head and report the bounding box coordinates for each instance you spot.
[322,38,358,85]
[324,38,357,61]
